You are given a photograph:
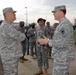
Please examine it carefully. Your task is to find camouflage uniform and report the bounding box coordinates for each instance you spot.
[46,26,53,58]
[36,25,49,69]
[49,17,75,75]
[17,26,26,56]
[27,27,36,56]
[46,26,53,39]
[0,20,25,75]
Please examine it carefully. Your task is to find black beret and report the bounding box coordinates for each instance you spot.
[37,18,46,23]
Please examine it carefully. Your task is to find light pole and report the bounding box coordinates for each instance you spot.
[25,7,28,26]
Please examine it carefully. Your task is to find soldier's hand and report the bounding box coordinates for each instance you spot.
[31,34,35,36]
[36,35,49,45]
[43,45,48,50]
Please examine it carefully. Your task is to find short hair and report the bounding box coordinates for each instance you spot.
[60,9,66,15]
[46,22,50,24]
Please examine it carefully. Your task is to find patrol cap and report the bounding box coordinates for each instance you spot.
[19,21,25,25]
[3,7,16,15]
[31,23,36,26]
[52,5,66,13]
[37,18,46,23]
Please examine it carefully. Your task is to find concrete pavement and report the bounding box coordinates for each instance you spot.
[18,46,76,75]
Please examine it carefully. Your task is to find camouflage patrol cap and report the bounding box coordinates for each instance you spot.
[52,5,66,13]
[31,23,36,26]
[3,7,16,15]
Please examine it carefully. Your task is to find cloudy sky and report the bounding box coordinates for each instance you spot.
[0,0,76,25]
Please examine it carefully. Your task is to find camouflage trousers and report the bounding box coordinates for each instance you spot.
[52,59,70,75]
[37,48,49,69]
[29,42,37,56]
[1,56,19,75]
[21,42,26,56]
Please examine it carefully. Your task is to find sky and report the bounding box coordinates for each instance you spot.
[0,0,76,25]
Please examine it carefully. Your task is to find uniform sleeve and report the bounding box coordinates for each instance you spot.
[54,24,70,48]
[6,26,26,42]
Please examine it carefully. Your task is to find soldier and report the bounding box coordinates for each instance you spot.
[35,18,49,75]
[37,5,75,75]
[25,25,30,55]
[46,22,53,59]
[17,21,28,63]
[27,23,37,59]
[53,23,59,30]
[0,7,25,75]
